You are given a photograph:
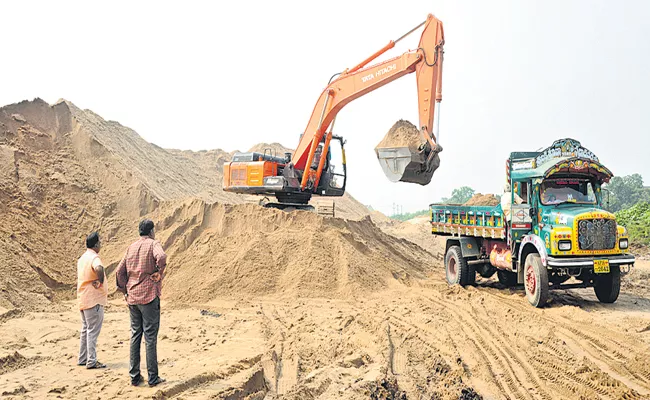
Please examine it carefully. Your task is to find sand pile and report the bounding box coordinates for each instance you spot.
[0,98,371,309]
[247,142,291,156]
[464,193,499,206]
[148,200,437,302]
[375,119,425,151]
[369,210,392,224]
[376,215,444,257]
[0,99,135,309]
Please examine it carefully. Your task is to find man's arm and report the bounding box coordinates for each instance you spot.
[116,254,128,290]
[514,193,524,205]
[92,261,105,284]
[152,241,167,275]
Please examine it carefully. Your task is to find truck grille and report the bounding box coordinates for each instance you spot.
[577,218,617,250]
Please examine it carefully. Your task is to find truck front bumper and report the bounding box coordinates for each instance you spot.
[547,254,636,268]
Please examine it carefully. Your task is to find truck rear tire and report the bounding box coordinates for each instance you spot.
[497,270,518,287]
[445,246,474,286]
[594,265,620,304]
[524,253,549,308]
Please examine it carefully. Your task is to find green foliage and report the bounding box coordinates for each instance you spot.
[390,186,476,220]
[604,173,649,212]
[391,209,429,221]
[441,186,475,204]
[616,201,650,245]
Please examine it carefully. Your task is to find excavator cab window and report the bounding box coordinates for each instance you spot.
[318,136,346,196]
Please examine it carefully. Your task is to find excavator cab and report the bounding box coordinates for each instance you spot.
[317,136,347,196]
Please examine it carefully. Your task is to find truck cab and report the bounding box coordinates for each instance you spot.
[432,138,634,307]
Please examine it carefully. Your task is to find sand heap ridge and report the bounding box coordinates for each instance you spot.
[464,193,500,206]
[0,98,373,309]
[153,200,437,302]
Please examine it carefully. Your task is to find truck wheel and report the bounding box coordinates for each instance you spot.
[524,253,549,308]
[594,265,620,303]
[497,270,517,287]
[445,246,474,286]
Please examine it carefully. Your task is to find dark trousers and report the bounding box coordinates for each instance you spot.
[129,297,160,384]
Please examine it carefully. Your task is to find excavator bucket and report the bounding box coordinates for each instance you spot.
[376,144,441,185]
[374,120,442,185]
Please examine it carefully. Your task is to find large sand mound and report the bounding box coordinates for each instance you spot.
[373,215,445,257]
[150,200,437,302]
[0,98,373,309]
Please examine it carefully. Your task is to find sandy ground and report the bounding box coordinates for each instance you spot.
[2,262,649,400]
[3,99,650,400]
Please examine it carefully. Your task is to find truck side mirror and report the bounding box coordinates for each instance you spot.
[529,207,536,218]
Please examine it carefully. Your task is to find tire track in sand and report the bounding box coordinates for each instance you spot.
[421,293,530,400]
[473,287,650,397]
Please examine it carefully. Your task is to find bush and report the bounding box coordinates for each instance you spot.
[391,209,429,221]
[616,202,650,245]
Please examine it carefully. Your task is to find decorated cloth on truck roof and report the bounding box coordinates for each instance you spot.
[508,138,613,183]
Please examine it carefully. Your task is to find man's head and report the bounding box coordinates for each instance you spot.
[86,232,101,253]
[139,219,155,239]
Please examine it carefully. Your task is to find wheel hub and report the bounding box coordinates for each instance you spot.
[526,264,536,294]
[449,258,457,281]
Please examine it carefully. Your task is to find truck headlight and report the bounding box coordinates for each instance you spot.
[558,240,572,251]
[619,239,628,249]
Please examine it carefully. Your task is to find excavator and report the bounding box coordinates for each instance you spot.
[223,13,445,211]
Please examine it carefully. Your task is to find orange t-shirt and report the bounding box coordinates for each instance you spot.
[77,249,108,310]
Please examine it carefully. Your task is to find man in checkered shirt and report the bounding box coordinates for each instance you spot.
[116,219,167,388]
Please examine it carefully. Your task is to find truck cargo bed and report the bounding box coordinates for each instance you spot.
[430,204,505,239]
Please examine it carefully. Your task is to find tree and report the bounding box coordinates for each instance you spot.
[604,174,648,212]
[616,201,650,245]
[441,186,475,204]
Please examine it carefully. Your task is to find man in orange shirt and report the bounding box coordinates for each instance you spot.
[77,232,108,369]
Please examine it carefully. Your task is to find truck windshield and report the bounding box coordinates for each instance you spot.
[540,179,596,205]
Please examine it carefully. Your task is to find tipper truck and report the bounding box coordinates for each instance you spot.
[432,138,635,307]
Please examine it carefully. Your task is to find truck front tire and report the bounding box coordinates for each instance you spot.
[445,245,474,286]
[594,265,620,304]
[524,253,549,308]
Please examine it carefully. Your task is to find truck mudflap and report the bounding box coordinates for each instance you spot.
[546,254,635,268]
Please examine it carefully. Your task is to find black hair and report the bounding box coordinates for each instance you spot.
[139,219,155,236]
[86,232,100,249]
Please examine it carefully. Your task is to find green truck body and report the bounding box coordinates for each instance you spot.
[430,138,635,307]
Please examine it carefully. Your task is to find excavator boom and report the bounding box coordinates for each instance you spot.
[223,13,445,206]
[293,13,444,187]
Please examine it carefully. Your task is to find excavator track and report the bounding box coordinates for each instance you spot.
[256,197,335,217]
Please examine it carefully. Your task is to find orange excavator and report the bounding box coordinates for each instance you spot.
[223,14,445,210]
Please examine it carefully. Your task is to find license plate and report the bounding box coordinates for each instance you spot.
[594,259,610,274]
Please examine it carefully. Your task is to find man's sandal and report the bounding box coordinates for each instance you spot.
[131,374,144,386]
[86,361,107,369]
[148,377,166,387]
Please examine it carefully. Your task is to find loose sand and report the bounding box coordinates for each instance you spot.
[1,99,649,399]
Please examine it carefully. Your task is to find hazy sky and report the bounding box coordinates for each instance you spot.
[2,0,648,215]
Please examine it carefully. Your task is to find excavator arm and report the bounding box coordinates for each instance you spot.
[293,13,445,188]
[223,13,445,206]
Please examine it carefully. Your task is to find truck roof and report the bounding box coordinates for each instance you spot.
[509,138,612,182]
